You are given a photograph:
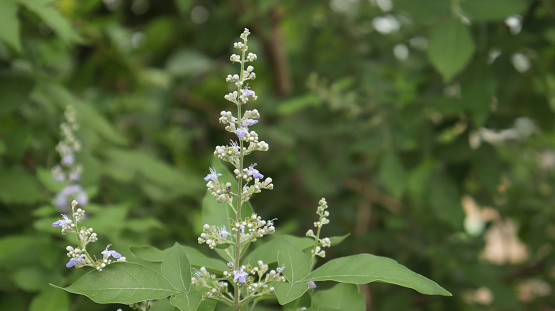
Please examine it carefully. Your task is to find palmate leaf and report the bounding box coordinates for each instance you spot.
[302,254,451,296]
[54,262,178,304]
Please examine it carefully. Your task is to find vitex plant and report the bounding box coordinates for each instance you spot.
[51,28,451,311]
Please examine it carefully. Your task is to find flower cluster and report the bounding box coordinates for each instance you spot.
[52,200,125,271]
[192,260,286,303]
[52,105,87,212]
[306,198,332,259]
[197,28,285,308]
[197,213,276,250]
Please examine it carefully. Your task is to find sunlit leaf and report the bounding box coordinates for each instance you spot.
[0,0,21,52]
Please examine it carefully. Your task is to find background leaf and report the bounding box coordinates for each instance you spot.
[29,287,69,311]
[428,18,475,82]
[379,152,406,199]
[461,0,527,21]
[0,0,21,52]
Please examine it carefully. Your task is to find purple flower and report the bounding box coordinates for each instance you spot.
[68,171,81,182]
[204,167,222,182]
[245,164,264,179]
[52,214,71,227]
[266,218,277,227]
[233,268,247,284]
[235,127,248,138]
[235,119,258,138]
[276,265,286,274]
[101,244,121,260]
[66,254,86,268]
[62,154,75,166]
[241,87,256,98]
[54,184,88,212]
[242,119,258,126]
[217,226,230,239]
[307,281,317,289]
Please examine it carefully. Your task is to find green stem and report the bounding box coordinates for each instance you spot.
[309,225,322,269]
[233,42,247,311]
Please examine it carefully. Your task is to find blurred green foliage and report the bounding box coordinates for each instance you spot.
[0,0,554,310]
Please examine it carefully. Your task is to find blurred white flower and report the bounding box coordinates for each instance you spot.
[512,53,532,73]
[372,15,400,34]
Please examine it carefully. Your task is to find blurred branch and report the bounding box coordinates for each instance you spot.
[345,178,403,215]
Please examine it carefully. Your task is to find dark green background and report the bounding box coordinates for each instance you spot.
[1,0,554,310]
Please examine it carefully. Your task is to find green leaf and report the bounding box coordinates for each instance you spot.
[303,254,451,296]
[162,243,192,292]
[406,158,434,203]
[170,292,203,311]
[30,287,69,311]
[460,59,496,126]
[36,167,65,193]
[0,0,21,52]
[130,245,167,262]
[427,171,465,230]
[461,0,527,21]
[0,167,43,204]
[12,266,52,291]
[329,233,350,247]
[395,0,451,22]
[308,283,365,311]
[37,83,126,145]
[130,245,227,273]
[276,94,321,115]
[0,235,37,263]
[428,18,475,82]
[274,282,309,305]
[242,235,313,266]
[278,241,311,283]
[379,152,406,199]
[166,49,211,77]
[274,241,311,304]
[18,0,83,44]
[57,262,178,304]
[0,72,35,116]
[104,148,202,199]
